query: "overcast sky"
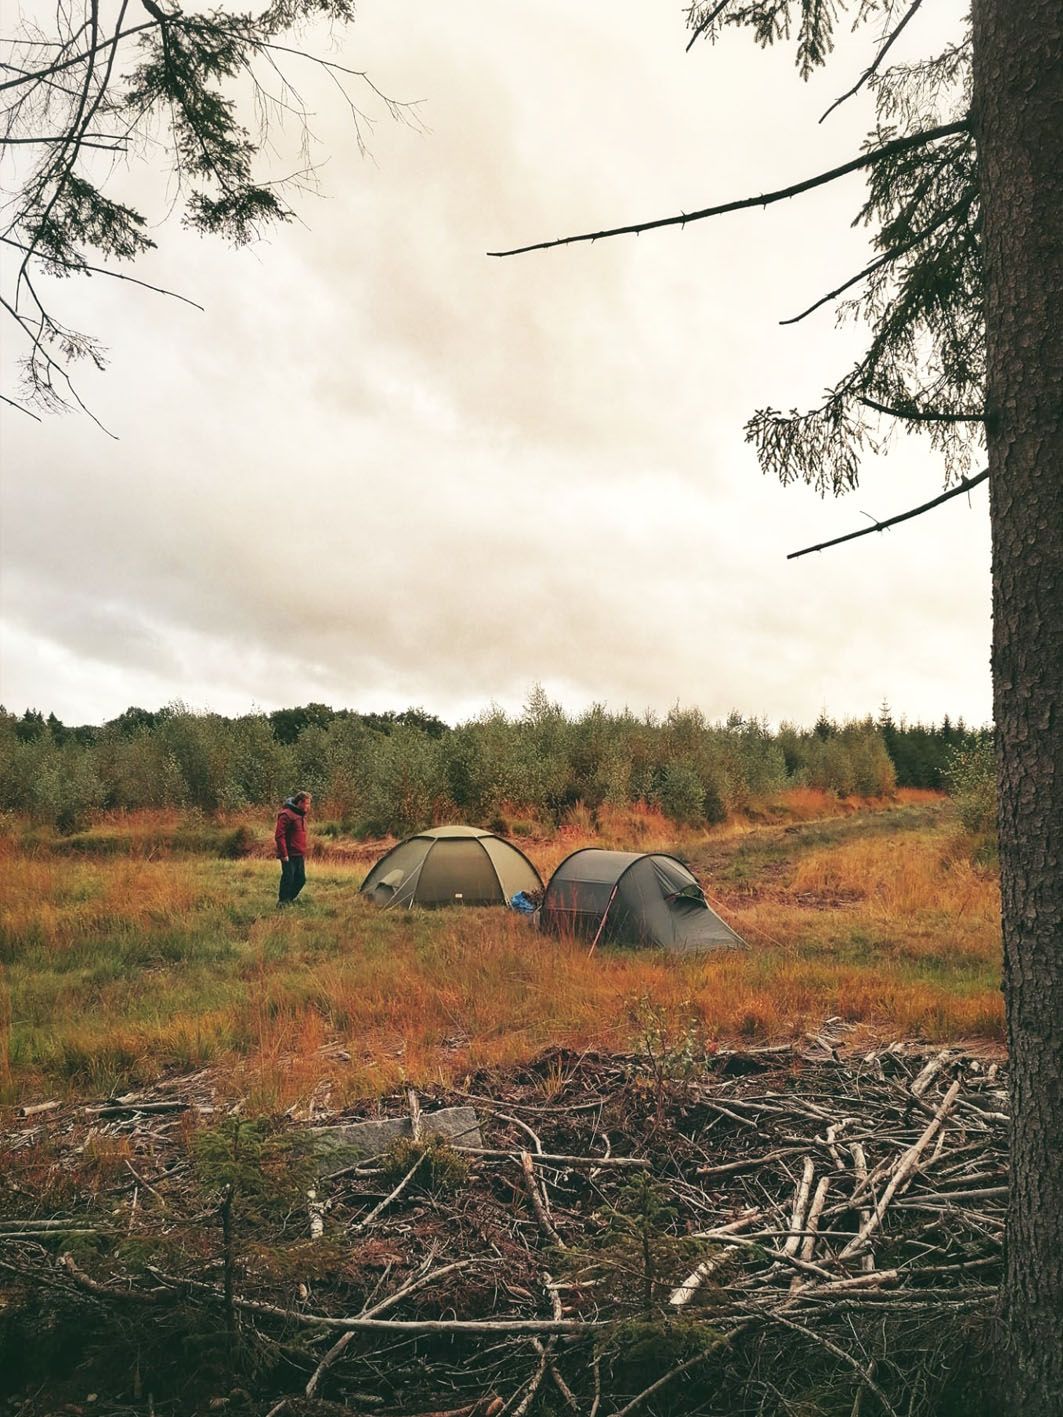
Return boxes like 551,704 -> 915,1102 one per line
0,0 -> 991,728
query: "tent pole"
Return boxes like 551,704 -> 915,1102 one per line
587,881 -> 620,958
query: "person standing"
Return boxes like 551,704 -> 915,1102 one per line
275,790 -> 311,906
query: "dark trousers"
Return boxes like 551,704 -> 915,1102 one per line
279,855 -> 306,903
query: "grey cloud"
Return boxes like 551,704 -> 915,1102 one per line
0,0 -> 991,728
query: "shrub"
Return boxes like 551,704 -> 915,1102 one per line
358,725 -> 446,836
379,1136 -> 470,1195
658,759 -> 705,826
946,738 -> 997,854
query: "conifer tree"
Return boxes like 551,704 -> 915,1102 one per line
0,0 -> 416,422
495,1 -> 1062,1408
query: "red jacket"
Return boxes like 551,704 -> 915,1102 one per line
275,800 -> 308,859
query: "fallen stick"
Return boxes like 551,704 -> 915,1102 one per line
687,1232 -> 837,1281
403,1399 -> 502,1417
792,1174 -> 831,1292
685,1209 -> 763,1240
353,1150 -> 425,1232
589,1351 -> 601,1417
782,1158 -> 816,1258
699,1099 -> 758,1129
124,1159 -> 166,1206
892,1186 -> 1007,1205
454,1091 -> 608,1115
0,1229 -> 97,1241
911,1050 -> 951,1098
839,1080 -> 962,1262
520,1151 -> 565,1249
800,1176 -> 831,1261
497,1112 -> 546,1153
669,1245 -> 741,1308
87,1100 -> 189,1117
0,1219 -> 85,1230
60,1253 -> 164,1304
610,1326 -> 748,1417
510,1342 -> 551,1417
149,1271 -> 606,1333
849,1142 -> 875,1273
306,1257 -> 485,1398
825,1120 -> 852,1171
531,1340 -> 580,1414
805,1268 -> 900,1293
531,1274 -> 580,1415
696,1148 -> 804,1178
460,1147 -> 650,1169
790,1296 -> 992,1313
17,1101 -> 59,1118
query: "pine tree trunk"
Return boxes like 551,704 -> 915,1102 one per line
971,2 -> 1063,1412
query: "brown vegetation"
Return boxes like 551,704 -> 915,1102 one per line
0,794 -> 1001,1112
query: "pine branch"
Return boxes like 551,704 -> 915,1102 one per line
820,0 -> 927,123
859,397 -> 984,422
488,121 -> 969,257
780,200 -> 966,325
685,0 -> 731,54
787,468 -> 988,560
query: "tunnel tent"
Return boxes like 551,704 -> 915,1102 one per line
540,848 -> 746,954
360,825 -> 543,908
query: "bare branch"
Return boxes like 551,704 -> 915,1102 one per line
820,0 -> 927,123
1,134 -> 127,148
859,396 -> 984,422
488,121 -> 969,257
305,1256 -> 487,1399
150,1268 -> 604,1333
0,19 -> 157,93
2,236 -> 204,309
1,391 -> 42,420
787,468 -> 989,560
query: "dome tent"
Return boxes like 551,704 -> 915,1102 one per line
540,848 -> 745,954
360,825 -> 543,909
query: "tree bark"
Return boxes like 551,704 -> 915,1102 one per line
971,2 -> 1063,1412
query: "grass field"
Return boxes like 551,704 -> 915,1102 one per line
0,792 -> 1002,1109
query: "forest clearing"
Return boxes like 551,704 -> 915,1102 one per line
0,790 -> 1006,1416
1,792 -> 1001,1111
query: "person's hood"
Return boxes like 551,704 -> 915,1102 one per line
282,797 -> 306,815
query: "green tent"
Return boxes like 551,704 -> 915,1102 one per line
360,825 -> 543,908
540,848 -> 745,953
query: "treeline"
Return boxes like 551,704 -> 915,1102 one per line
0,691 -> 988,835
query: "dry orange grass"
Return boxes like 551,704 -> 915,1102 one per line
0,855 -> 213,950
787,833 -> 999,924
0,800 -> 1002,1110
507,791 -> 942,876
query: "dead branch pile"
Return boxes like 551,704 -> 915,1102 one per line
0,1030 -> 1006,1417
